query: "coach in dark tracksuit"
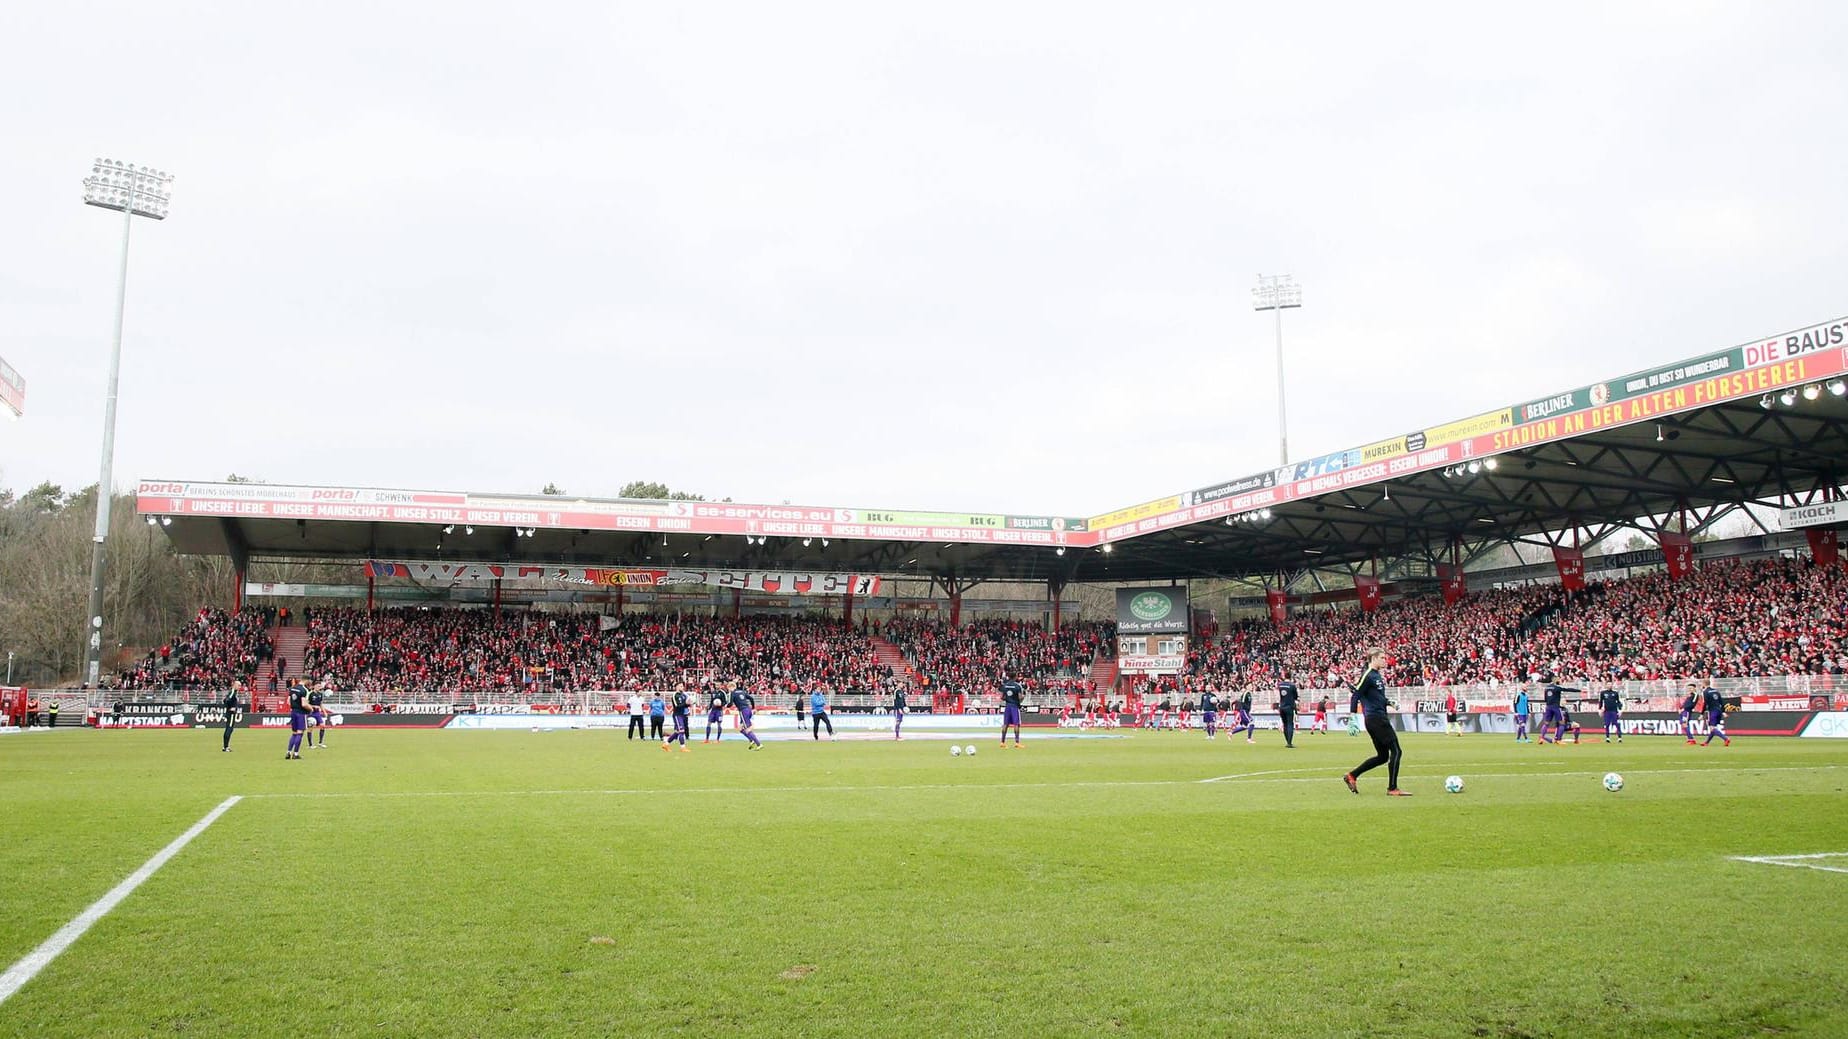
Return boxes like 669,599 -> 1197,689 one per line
1343,648 -> 1408,795
1277,680 -> 1299,748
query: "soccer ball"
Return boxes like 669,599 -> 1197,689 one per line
950,745 -> 962,757
1444,775 -> 1464,794
1603,772 -> 1624,792
964,745 -> 977,756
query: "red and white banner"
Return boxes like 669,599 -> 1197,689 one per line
1266,589 -> 1288,625
1738,694 -> 1816,712
1355,575 -> 1382,613
1553,547 -> 1587,591
1659,531 -> 1695,580
1438,564 -> 1467,605
364,560 -> 880,596
1807,528 -> 1840,568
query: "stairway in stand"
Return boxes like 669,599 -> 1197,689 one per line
253,624 -> 310,706
1087,653 -> 1120,698
868,636 -> 919,686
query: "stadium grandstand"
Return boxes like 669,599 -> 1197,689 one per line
71,315 -> 1845,729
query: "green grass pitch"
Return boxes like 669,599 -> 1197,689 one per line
2,727 -> 1845,1038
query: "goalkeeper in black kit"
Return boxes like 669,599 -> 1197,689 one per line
1342,648 -> 1409,796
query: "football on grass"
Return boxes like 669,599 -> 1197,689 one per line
1444,775 -> 1464,794
1603,772 -> 1624,792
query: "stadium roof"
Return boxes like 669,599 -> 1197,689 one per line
143,316 -> 1848,587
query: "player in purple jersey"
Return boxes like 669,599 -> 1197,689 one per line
1199,691 -> 1219,740
1700,684 -> 1731,746
1224,691 -> 1256,744
1677,683 -> 1699,745
729,685 -> 762,750
661,687 -> 692,753
703,687 -> 726,743
1597,688 -> 1623,743
999,678 -> 1024,747
1537,675 -> 1579,745
284,683 -> 309,760
309,678 -> 333,749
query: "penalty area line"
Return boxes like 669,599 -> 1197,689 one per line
0,796 -> 242,1007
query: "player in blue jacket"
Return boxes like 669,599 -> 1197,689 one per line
810,687 -> 834,741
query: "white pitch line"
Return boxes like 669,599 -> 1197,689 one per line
1731,853 -> 1848,875
1207,761 -> 1844,785
245,779 -> 1184,800
1208,756 -> 1845,784
243,762 -> 1841,801
1198,769 -> 1301,784
0,796 -> 241,1007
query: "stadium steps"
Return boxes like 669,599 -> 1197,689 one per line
254,625 -> 310,692
867,636 -> 920,685
1087,654 -> 1120,696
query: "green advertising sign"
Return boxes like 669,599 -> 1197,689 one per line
1516,347 -> 1744,425
1116,587 -> 1187,634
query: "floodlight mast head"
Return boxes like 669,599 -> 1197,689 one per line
82,159 -> 173,220
1251,274 -> 1302,312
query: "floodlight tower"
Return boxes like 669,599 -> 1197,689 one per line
79,158 -> 174,689
1251,274 -> 1302,466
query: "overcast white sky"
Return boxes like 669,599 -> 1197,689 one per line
2,2 -> 1844,516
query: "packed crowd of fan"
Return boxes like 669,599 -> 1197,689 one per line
1180,556 -> 1846,692
1516,558 -> 1846,682
287,608 -> 903,697
115,607 -> 273,691
884,618 -> 1113,698
113,555 -> 1844,697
